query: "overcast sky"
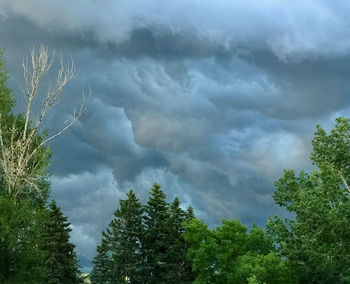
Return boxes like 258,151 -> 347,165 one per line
1,0 -> 350,270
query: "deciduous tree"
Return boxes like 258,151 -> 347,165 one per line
0,46 -> 84,202
184,219 -> 292,283
267,117 -> 350,283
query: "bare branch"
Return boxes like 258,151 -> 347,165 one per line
0,46 -> 86,201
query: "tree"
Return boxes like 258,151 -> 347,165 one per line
44,200 -> 82,284
311,117 -> 350,193
0,49 -> 50,283
97,190 -> 144,283
141,183 -> 170,283
164,198 -> 195,283
0,45 -> 84,202
0,196 -> 48,283
90,238 -> 112,284
91,185 -> 196,283
0,49 -> 14,120
267,117 -> 350,283
184,219 -> 292,284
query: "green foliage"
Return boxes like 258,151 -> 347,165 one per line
184,218 -> 292,284
92,185 -> 195,283
0,195 -> 48,283
0,49 -> 80,283
142,183 -> 170,283
90,239 -> 112,284
0,48 -> 14,119
247,275 -> 263,284
0,49 -> 52,283
311,117 -> 350,177
104,189 -> 144,283
234,253 -> 293,284
44,200 -> 82,284
267,117 -> 350,283
163,197 -> 195,283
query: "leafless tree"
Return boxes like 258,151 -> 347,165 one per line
0,45 -> 85,200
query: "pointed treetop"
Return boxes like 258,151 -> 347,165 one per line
186,206 -> 195,220
149,183 -> 166,200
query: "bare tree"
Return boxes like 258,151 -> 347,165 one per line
0,45 -> 85,201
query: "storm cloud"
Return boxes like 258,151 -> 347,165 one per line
1,0 -> 350,270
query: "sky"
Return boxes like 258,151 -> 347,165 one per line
1,0 -> 350,271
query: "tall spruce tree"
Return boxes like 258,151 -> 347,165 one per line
103,189 -> 144,283
92,185 -> 196,283
90,237 -> 112,284
165,198 -> 195,283
44,200 -> 82,284
142,183 -> 170,283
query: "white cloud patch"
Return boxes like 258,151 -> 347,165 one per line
250,132 -> 309,179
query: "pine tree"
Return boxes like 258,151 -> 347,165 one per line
165,198 -> 195,283
92,185 -> 196,283
103,190 -> 144,283
90,237 -> 112,284
141,183 -> 170,283
185,206 -> 195,221
44,200 -> 82,284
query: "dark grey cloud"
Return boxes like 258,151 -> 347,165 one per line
1,1 -> 350,269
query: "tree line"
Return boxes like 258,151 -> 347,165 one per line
90,117 -> 350,284
90,184 -> 195,283
1,47 -> 350,283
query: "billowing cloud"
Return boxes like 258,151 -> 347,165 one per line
2,0 -> 350,60
1,1 -> 350,269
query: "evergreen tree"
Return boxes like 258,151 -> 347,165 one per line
141,183 -> 170,283
90,237 -> 112,284
165,198 -> 195,283
102,189 -> 144,283
185,206 -> 195,221
44,200 -> 82,284
92,186 -> 196,283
